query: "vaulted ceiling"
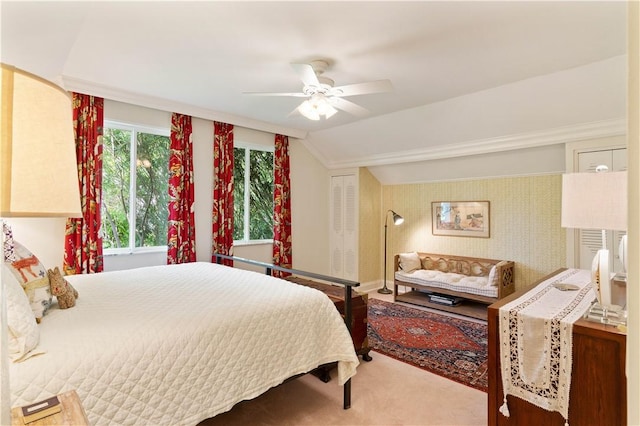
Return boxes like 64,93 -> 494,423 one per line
1,1 -> 628,181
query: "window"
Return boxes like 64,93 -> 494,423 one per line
233,145 -> 274,242
102,122 -> 170,252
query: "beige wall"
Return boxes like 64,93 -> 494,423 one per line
358,168 -> 382,285
381,174 -> 565,291
289,137 -> 331,274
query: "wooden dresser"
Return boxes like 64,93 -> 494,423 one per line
487,270 -> 627,426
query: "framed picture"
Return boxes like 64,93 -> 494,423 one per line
432,201 -> 490,238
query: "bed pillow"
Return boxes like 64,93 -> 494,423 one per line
399,252 -> 422,273
4,240 -> 51,322
4,264 -> 40,362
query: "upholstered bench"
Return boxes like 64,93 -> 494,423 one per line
393,252 -> 514,320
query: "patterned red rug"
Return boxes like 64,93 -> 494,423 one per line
367,298 -> 488,392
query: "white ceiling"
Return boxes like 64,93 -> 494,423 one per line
0,1 -> 628,179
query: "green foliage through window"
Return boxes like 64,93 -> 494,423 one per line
102,124 -> 170,251
233,146 -> 274,241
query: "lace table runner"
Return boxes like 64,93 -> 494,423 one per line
498,269 -> 594,426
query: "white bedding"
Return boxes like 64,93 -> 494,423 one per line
10,262 -> 359,425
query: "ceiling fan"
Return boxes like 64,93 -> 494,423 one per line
244,60 -> 392,121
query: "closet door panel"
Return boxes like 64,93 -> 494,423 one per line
330,176 -> 344,277
343,174 -> 357,281
329,174 -> 358,281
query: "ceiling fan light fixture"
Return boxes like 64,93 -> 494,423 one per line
298,99 -> 320,120
245,60 -> 391,121
316,97 -> 337,118
298,94 -> 337,121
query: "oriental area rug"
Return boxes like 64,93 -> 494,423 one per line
367,298 -> 488,392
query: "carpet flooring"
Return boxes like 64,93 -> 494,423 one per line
367,298 -> 489,392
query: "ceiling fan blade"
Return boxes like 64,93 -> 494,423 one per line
291,63 -> 320,87
243,91 -> 307,97
330,79 -> 393,97
329,97 -> 370,117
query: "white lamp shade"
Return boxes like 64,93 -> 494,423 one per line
1,64 -> 81,217
561,171 -> 627,231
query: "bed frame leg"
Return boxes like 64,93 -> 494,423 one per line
343,378 -> 351,409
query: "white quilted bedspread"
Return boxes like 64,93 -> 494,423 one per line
10,262 -> 359,425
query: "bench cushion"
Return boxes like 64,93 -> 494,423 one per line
395,269 -> 498,298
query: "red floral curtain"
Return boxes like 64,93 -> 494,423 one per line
63,93 -> 104,275
272,134 -> 292,278
212,121 -> 234,266
167,113 -> 196,264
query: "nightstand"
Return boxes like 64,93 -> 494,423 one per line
11,390 -> 89,426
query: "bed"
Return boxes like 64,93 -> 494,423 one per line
8,261 -> 359,425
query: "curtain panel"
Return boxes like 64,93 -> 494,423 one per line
272,134 -> 292,277
212,121 -> 234,266
63,93 -> 104,275
167,113 -> 196,264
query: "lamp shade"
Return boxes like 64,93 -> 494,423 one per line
1,64 -> 81,217
391,210 -> 404,225
561,171 -> 627,231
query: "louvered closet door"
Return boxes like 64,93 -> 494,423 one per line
576,148 -> 627,272
330,174 -> 358,281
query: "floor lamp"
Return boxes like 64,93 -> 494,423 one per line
379,209 -> 404,294
1,63 -> 82,423
561,167 -> 627,310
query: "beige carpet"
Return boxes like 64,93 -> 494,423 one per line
199,294 -> 487,426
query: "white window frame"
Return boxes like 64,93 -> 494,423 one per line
102,120 -> 170,255
233,142 -> 274,246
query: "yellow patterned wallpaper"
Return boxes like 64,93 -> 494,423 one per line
358,168 -> 382,284
381,174 -> 566,291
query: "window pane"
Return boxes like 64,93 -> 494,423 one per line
249,150 -> 273,240
233,148 -> 245,240
135,132 -> 170,247
102,128 -> 131,249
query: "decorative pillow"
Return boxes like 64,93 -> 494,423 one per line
488,261 -> 509,287
3,264 -> 40,362
399,252 -> 421,272
4,240 -> 51,322
2,221 -> 16,262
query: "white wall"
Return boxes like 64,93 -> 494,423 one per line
3,218 -> 68,270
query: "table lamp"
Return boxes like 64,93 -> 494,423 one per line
561,167 -> 627,309
1,63 -> 82,424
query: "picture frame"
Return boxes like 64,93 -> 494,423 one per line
432,201 -> 490,238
